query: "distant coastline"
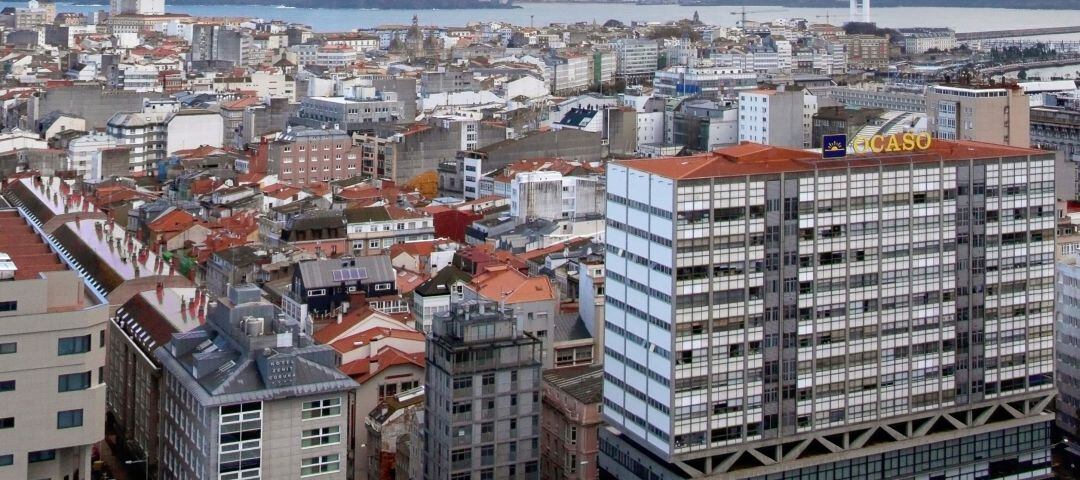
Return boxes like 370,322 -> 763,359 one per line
516,0 -> 1080,10
676,0 -> 1080,9
166,0 -> 517,8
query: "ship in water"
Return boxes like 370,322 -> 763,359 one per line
171,0 -> 514,8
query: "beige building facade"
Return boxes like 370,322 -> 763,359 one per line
0,207 -> 108,480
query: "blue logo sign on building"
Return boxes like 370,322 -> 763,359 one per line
822,134 -> 847,159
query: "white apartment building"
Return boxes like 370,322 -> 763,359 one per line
0,207 -> 108,480
613,38 -> 660,80
107,102 -> 224,173
600,140 -> 1057,478
67,132 -> 118,179
547,54 -> 592,94
738,87 -> 808,148
510,170 -> 605,224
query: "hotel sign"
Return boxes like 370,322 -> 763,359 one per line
852,132 -> 933,154
821,132 -> 934,158
822,134 -> 847,159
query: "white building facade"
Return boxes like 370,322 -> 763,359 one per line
600,141 -> 1056,478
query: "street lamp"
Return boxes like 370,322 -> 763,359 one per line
125,458 -> 149,480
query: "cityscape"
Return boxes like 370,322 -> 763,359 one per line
1,0 -> 1080,479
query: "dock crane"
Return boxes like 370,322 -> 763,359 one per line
730,7 -> 784,27
814,10 -> 835,25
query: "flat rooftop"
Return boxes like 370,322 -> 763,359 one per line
616,140 -> 1044,181
0,209 -> 66,280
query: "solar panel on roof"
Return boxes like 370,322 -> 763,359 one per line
332,268 -> 368,282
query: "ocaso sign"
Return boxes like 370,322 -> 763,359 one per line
852,132 -> 933,154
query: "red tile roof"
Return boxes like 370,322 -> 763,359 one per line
617,140 -> 1045,181
147,209 -> 196,234
340,346 -> 424,384
0,210 -> 65,280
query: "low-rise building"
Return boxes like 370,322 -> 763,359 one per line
344,206 -> 435,256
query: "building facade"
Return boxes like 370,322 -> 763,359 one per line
1059,257 -> 1080,444
540,366 -> 602,480
0,207 -> 108,480
424,301 -> 543,480
600,140 -> 1056,478
613,39 -> 659,81
154,285 -> 357,480
926,84 -> 1030,147
738,87 -> 807,148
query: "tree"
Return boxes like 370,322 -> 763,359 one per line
406,171 -> 439,198
1017,68 -> 1028,80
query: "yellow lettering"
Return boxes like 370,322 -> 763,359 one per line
903,133 -> 916,150
870,136 -> 885,153
852,137 -> 866,153
916,132 -> 932,149
886,135 -> 901,152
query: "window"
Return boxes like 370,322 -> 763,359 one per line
58,372 -> 91,392
0,381 -> 13,392
0,454 -> 11,467
302,397 -> 341,419
306,289 -> 326,297
58,335 -> 91,355
301,454 -> 340,477
28,450 -> 55,463
301,426 -> 341,448
0,301 -> 16,312
369,240 -> 379,248
374,283 -> 390,291
0,343 -> 15,354
0,417 -> 12,429
57,409 -> 83,429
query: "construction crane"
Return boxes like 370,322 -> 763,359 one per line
814,10 -> 835,26
730,7 -> 784,27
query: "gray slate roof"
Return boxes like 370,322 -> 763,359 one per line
297,255 -> 396,289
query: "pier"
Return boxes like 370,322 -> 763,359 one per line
957,26 -> 1080,41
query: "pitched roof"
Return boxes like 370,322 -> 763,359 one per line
297,255 -> 396,290
543,364 -> 603,405
413,265 -> 472,297
340,346 -> 424,384
148,208 -> 197,233
471,266 -> 554,304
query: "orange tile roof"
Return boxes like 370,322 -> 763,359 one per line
312,306 -> 410,345
147,209 -> 196,233
389,240 -> 439,258
616,139 -> 1045,181
394,268 -> 429,294
340,346 -> 424,384
0,210 -> 66,280
328,326 -> 425,354
470,265 -> 554,304
516,237 -> 592,263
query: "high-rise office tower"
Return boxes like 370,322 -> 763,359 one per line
0,206 -> 108,480
600,140 -> 1056,478
424,301 -> 543,480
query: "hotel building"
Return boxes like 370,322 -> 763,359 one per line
600,140 -> 1057,478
